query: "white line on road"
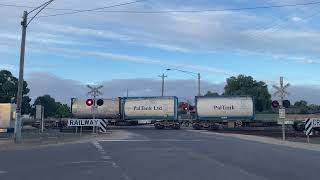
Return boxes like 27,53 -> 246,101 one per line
0,171 -> 8,174
98,139 -> 201,142
70,161 -> 114,164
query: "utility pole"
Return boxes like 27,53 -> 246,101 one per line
126,88 -> 129,97
14,11 -> 28,143
13,0 -> 55,144
159,73 -> 167,96
197,73 -> 201,96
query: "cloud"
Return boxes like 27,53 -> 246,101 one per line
0,64 -> 14,70
291,16 -> 302,22
26,46 -> 236,76
26,72 -> 225,104
27,72 -> 320,105
283,85 -> 320,105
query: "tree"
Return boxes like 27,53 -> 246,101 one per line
294,100 -> 309,114
55,102 -> 71,118
204,91 -> 220,97
294,100 -> 308,107
0,70 -> 31,114
33,95 -> 58,118
223,74 -> 271,112
33,95 -> 71,118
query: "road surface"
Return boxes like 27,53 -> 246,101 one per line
1,127 -> 320,180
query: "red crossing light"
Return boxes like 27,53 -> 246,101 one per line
86,99 -> 94,106
271,100 -> 279,108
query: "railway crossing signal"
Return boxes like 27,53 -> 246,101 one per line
86,99 -> 94,106
96,99 -> 104,106
282,100 -> 291,108
271,100 -> 279,108
86,99 -> 104,107
86,85 -> 104,133
272,77 -> 290,141
271,100 -> 290,108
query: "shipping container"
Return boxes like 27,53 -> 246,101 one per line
196,96 -> 255,121
71,98 -> 121,119
0,103 -> 16,130
122,96 -> 178,120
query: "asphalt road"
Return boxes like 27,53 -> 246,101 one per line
1,127 -> 320,180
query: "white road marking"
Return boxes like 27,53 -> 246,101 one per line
69,161 -> 113,164
98,139 -> 201,142
99,139 -> 151,142
0,171 -> 8,174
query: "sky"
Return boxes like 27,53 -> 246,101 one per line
1,0 -> 320,104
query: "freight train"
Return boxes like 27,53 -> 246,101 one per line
71,96 -> 258,130
71,96 -> 180,129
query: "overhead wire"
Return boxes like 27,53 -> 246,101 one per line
37,0 -> 148,18
1,1 -> 320,15
248,5 -> 320,42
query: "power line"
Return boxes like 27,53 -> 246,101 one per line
247,4 -> 320,41
37,0 -> 147,18
1,1 -> 320,15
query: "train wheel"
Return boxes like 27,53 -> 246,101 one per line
192,124 -> 202,130
172,124 -> 181,130
154,124 -> 164,129
185,122 -> 190,127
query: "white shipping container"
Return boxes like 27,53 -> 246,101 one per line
0,103 -> 16,129
196,97 -> 254,119
72,98 -> 120,119
124,97 -> 177,119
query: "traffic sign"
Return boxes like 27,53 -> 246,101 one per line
279,108 -> 286,119
68,119 -> 100,127
312,119 -> 320,127
305,118 -> 313,136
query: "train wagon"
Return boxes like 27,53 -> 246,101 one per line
193,96 -> 255,129
71,98 -> 121,119
122,96 -> 180,129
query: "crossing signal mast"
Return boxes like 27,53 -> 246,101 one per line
86,85 -> 104,133
272,77 -> 290,141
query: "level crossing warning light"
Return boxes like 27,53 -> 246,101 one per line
97,99 -> 104,106
86,99 -> 94,106
282,100 -> 291,108
271,100 -> 279,108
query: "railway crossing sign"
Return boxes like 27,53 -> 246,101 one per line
67,119 -> 108,133
68,119 -> 101,127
